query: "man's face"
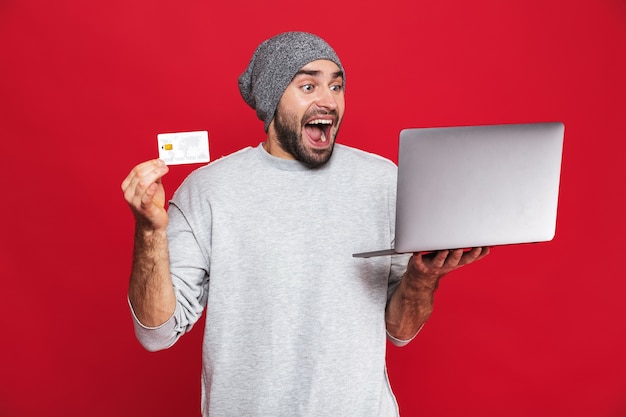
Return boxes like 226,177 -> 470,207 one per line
267,59 -> 345,168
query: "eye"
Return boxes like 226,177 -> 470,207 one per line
330,84 -> 343,92
301,84 -> 314,92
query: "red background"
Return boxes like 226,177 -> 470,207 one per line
1,0 -> 625,416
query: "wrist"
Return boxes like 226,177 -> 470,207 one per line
134,223 -> 168,239
401,270 -> 442,297
133,225 -> 169,254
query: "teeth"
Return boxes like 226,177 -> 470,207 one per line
309,119 -> 332,125
307,119 -> 331,143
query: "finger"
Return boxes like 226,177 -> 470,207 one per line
472,246 -> 490,260
410,252 -> 435,274
125,159 -> 167,189
432,250 -> 450,268
121,159 -> 163,192
475,246 -> 491,260
443,248 -> 465,267
140,182 -> 159,208
458,247 -> 489,266
133,160 -> 168,192
123,160 -> 168,204
410,252 -> 424,268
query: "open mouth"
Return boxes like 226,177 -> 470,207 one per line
304,118 -> 333,145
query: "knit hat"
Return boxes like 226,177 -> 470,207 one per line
238,31 -> 345,132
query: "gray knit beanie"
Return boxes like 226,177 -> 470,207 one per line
238,31 -> 345,132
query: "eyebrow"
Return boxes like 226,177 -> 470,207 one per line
294,69 -> 344,80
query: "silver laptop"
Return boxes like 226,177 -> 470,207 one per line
353,121 -> 565,258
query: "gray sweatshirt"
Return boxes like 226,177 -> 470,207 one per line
131,143 -> 411,416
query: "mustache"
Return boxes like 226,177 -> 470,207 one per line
304,108 -> 339,119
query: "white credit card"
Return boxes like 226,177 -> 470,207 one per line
157,131 -> 210,165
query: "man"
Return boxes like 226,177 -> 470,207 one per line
122,31 -> 489,416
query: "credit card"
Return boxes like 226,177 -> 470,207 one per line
157,131 -> 210,165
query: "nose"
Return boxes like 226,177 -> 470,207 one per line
315,87 -> 339,111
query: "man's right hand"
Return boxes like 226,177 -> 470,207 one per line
122,159 -> 176,328
121,159 -> 170,231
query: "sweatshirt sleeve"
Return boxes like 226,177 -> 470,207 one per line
128,182 -> 211,351
128,298 -> 182,351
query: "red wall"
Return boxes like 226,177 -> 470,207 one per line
1,1 -> 625,416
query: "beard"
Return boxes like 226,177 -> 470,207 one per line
273,108 -> 340,168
